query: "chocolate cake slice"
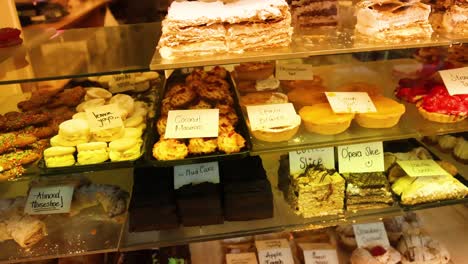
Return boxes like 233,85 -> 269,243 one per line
291,0 -> 339,28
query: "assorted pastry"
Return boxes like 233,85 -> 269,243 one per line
424,134 -> 468,164
424,0 -> 468,35
152,67 -> 247,161
0,180 -> 128,249
43,88 -> 150,167
384,146 -> 468,205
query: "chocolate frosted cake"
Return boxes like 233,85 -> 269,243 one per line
176,182 -> 223,226
220,156 -> 273,221
342,172 -> 394,211
291,0 -> 339,28
129,167 -> 179,232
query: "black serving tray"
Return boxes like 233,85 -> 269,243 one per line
146,69 -> 252,167
384,138 -> 468,210
38,80 -> 161,176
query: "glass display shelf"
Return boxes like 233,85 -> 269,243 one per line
0,23 -> 160,85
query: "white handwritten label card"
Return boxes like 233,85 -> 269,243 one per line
85,104 -> 124,132
338,142 -> 384,173
397,159 -> 450,177
25,185 -> 74,215
226,252 -> 259,264
109,73 -> 135,93
255,239 -> 294,264
289,147 -> 335,175
353,222 -> 390,248
165,109 -> 219,139
174,161 -> 220,189
439,67 -> 468,95
325,92 -> 377,113
247,103 -> 297,131
301,244 -> 339,264
276,63 -> 315,80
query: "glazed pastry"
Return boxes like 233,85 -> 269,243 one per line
152,138 -> 189,160
234,62 -> 275,81
397,234 -> 450,264
417,86 -> 467,123
0,133 -> 37,154
355,96 -> 406,128
20,126 -> 55,139
57,119 -> 90,146
4,214 -> 47,248
188,138 -> 218,154
77,142 -> 109,165
217,132 -> 246,154
43,146 -> 76,167
437,135 -> 459,152
287,86 -> 327,109
453,138 -> 468,164
109,138 -> 142,161
299,104 -> 355,135
0,149 -> 42,171
350,246 -> 401,264
47,86 -> 86,108
0,166 -> 26,181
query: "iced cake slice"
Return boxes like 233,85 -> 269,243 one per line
343,172 -> 394,211
291,0 -> 339,28
355,0 -> 433,41
287,165 -> 345,218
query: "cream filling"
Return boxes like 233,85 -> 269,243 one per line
45,154 -> 75,167
109,142 -> 141,161
77,149 -> 109,165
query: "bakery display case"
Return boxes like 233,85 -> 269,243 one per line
1,0 -> 468,263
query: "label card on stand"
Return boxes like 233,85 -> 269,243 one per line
226,252 -> 259,264
247,103 -> 297,131
165,109 -> 219,139
289,147 -> 335,175
353,222 -> 390,248
301,244 -> 339,264
255,239 -> 295,264
276,63 -> 314,80
439,67 -> 468,95
109,73 -> 136,93
25,185 -> 74,215
338,142 -> 384,173
86,104 -> 124,132
397,159 -> 450,177
325,92 -> 377,113
174,162 -> 220,189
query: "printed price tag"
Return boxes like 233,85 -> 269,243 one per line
338,142 -> 384,173
301,244 -> 339,264
276,63 -> 315,80
439,67 -> 468,95
256,239 -> 294,264
25,185 -> 74,215
353,222 -> 390,248
86,104 -> 124,132
325,92 -> 377,113
226,252 -> 259,264
247,103 -> 297,131
109,73 -> 135,93
174,161 -> 220,189
397,159 -> 450,177
289,147 -> 335,175
165,109 -> 219,139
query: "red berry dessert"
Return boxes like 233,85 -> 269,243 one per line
417,85 -> 468,123
0,28 -> 23,48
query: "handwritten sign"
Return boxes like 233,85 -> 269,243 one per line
325,92 -> 377,113
247,103 -> 297,131
174,162 -> 220,189
255,239 -> 294,264
397,159 -> 450,177
301,244 -> 339,264
25,185 -> 74,215
439,67 -> 468,95
353,222 -> 390,248
109,73 -> 135,93
165,109 -> 219,139
276,63 -> 314,80
289,147 -> 335,175
226,253 -> 259,264
338,142 -> 384,173
85,104 -> 124,132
